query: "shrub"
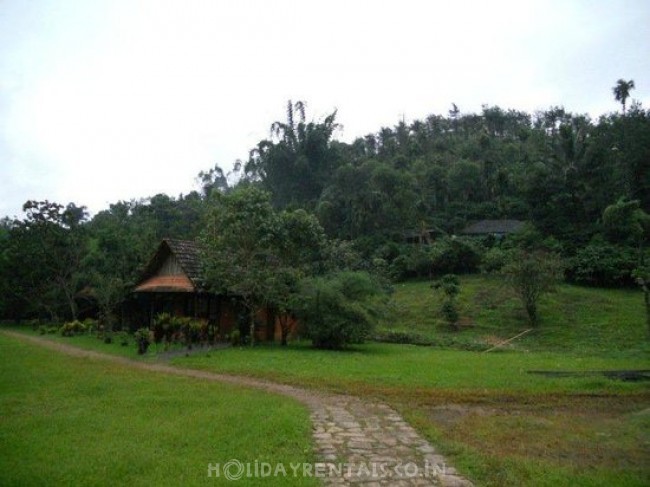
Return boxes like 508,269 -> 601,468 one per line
134,328 -> 151,355
432,274 -> 461,330
567,239 -> 639,287
153,313 -> 183,348
230,329 -> 241,346
294,271 -> 385,349
115,331 -> 130,347
480,247 -> 513,273
60,320 -> 87,337
430,237 -> 483,275
152,312 -> 169,345
82,318 -> 98,334
27,319 -> 40,331
388,247 -> 435,281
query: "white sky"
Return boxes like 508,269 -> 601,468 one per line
1,0 -> 649,218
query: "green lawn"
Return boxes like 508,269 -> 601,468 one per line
0,334 -> 318,486
3,276 -> 649,486
175,342 -> 647,397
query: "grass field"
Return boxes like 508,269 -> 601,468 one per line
3,276 -> 649,486
0,334 -> 318,486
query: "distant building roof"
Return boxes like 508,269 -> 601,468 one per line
134,239 -> 204,293
461,219 -> 526,236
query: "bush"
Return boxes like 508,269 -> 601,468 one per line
153,313 -> 183,349
432,274 -> 461,330
567,239 -> 640,287
480,247 -> 513,273
60,320 -> 87,337
230,329 -> 241,346
82,318 -> 98,334
430,237 -> 483,275
115,331 -> 130,347
294,271 -> 385,349
134,328 -> 151,355
27,319 -> 40,331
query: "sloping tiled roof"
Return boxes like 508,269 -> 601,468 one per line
165,239 -> 203,285
134,239 -> 204,292
461,219 -> 526,235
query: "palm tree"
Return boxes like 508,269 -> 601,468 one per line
612,79 -> 635,115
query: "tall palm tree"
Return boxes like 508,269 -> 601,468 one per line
612,79 -> 635,115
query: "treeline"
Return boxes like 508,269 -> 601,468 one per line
242,100 -> 649,247
1,86 -> 649,324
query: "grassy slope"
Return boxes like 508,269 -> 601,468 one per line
388,275 -> 649,355
0,334 -> 318,487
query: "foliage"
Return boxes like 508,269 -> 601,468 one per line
432,274 -> 461,329
2,90 -> 650,331
480,246 -> 513,273
567,238 -> 639,286
230,329 -> 241,346
602,197 -> 650,246
430,237 -> 483,275
612,78 -> 635,115
502,251 -> 564,326
202,187 -> 326,345
244,100 -> 341,208
294,271 -> 385,349
134,328 -> 151,354
38,325 -> 59,335
83,318 -> 98,334
1,201 -> 88,321
632,264 -> 650,337
60,320 -> 87,337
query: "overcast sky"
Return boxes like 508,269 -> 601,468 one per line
1,0 -> 649,219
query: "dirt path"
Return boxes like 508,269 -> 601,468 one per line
3,331 -> 473,486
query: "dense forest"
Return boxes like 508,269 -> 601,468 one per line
1,80 -> 649,328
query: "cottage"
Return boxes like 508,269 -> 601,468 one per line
460,219 -> 526,238
133,239 -> 295,342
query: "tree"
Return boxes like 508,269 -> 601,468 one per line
503,251 -> 564,326
613,79 -> 635,115
201,188 -> 279,345
267,209 -> 327,345
197,163 -> 230,197
244,100 -> 341,208
4,200 -> 89,321
602,198 -> 650,265
201,188 -> 325,345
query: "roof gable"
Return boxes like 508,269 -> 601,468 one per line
461,219 -> 526,235
134,239 -> 203,292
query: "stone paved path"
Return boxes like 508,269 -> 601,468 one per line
3,332 -> 473,486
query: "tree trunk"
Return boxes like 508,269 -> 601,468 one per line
643,282 -> 650,337
526,301 -> 538,326
279,315 -> 289,346
249,308 -> 255,347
